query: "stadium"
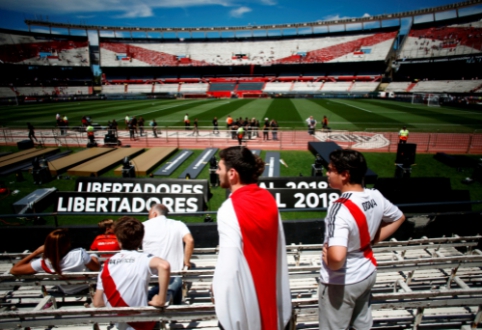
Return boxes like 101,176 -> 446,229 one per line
1,0 -> 482,328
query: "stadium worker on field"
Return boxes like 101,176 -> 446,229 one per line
306,115 -> 317,135
143,204 -> 194,305
399,125 -> 409,144
94,217 -> 170,330
319,149 -> 405,330
213,146 -> 292,330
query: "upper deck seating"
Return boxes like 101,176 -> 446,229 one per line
99,30 -> 397,67
0,31 -> 90,66
399,20 -> 482,60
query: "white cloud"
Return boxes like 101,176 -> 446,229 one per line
0,0 -> 235,16
322,14 -> 351,21
230,6 -> 251,18
362,13 -> 371,17
260,0 -> 276,5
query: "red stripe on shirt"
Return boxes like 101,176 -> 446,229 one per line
336,198 -> 377,266
231,184 -> 280,330
101,259 -> 156,330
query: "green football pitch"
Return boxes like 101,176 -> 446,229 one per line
2,98 -> 482,133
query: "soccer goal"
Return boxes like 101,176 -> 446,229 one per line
411,93 -> 441,107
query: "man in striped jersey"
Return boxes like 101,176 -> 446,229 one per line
213,146 -> 292,330
320,149 -> 405,330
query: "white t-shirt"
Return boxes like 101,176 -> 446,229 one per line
320,189 -> 403,285
142,216 -> 190,272
31,248 -> 94,294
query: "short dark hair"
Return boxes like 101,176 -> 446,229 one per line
219,146 -> 264,184
114,216 -> 144,250
329,149 -> 367,185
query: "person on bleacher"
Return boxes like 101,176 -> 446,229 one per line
10,228 -> 100,294
213,146 -> 292,330
319,149 -> 406,330
90,219 -> 120,258
93,217 -> 170,328
143,204 -> 194,305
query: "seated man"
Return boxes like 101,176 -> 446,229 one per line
143,204 -> 194,305
93,216 -> 170,330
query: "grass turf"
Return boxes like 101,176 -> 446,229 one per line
1,98 -> 482,133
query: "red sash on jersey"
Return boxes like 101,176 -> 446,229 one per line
40,259 -> 55,274
335,197 -> 377,266
101,260 -> 156,330
231,184 -> 280,330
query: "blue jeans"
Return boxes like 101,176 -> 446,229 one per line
148,276 -> 183,305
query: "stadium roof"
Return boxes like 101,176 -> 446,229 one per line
24,0 -> 482,35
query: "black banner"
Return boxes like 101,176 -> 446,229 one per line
56,192 -> 204,213
259,176 -> 330,189
267,188 -> 341,209
75,177 -> 211,204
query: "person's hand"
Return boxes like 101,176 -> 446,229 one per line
184,261 -> 191,270
148,294 -> 166,308
322,243 -> 328,265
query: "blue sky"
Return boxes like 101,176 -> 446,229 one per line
0,0 -> 481,34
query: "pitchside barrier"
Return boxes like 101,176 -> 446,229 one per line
1,236 -> 481,329
1,127 -> 482,153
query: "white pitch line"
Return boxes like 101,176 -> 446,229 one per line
330,100 -> 372,113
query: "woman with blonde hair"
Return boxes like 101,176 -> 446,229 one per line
10,229 -> 100,294
90,219 -> 120,257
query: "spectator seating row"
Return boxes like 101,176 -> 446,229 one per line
99,30 -> 397,67
386,79 -> 482,93
0,87 -> 16,98
1,235 -> 481,329
399,20 -> 482,60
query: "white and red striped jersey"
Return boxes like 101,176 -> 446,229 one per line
320,189 -> 403,285
213,184 -> 291,330
96,250 -> 156,330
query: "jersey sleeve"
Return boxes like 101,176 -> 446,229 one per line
376,190 -> 403,223
30,258 -> 43,273
80,248 -> 92,265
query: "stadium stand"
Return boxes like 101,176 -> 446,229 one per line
291,82 -> 323,93
179,83 -> 209,94
399,19 -> 482,60
0,87 -> 16,98
321,81 -> 353,92
126,84 -> 154,94
154,83 -> 180,93
384,81 -> 412,92
0,29 -> 90,67
99,29 -> 397,67
263,81 -> 293,93
101,85 -> 126,94
349,81 -> 380,93
410,79 -> 482,93
0,235 -> 480,329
